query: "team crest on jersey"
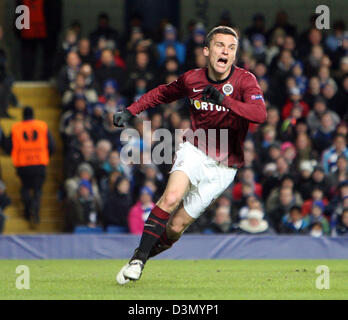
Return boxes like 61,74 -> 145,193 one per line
222,83 -> 233,96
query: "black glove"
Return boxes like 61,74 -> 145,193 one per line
202,85 -> 225,105
113,109 -> 134,127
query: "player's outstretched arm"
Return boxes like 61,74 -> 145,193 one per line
124,74 -> 188,117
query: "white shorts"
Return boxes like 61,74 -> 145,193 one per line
169,142 -> 237,219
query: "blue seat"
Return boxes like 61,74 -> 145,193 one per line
106,225 -> 128,234
74,226 -> 103,234
202,228 -> 215,235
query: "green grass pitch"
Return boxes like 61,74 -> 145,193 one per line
0,260 -> 347,300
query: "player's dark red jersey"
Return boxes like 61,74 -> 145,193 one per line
127,66 -> 267,168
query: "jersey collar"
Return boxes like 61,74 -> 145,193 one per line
205,65 -> 235,84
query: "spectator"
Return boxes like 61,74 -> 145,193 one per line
301,29 -> 324,72
57,51 -> 81,94
265,27 -> 286,66
307,97 -> 340,134
308,165 -> 331,198
128,186 -> 155,235
295,134 -> 318,169
281,141 -> 297,169
101,176 -> 131,229
328,181 -> 348,223
185,23 -> 206,69
237,194 -> 264,222
233,209 -> 272,235
77,38 -> 95,66
257,125 -> 279,163
269,186 -> 301,232
125,27 -> 156,64
327,155 -> 348,193
244,13 -> 267,41
332,74 -> 348,119
157,24 -> 186,66
95,49 -> 125,93
64,162 -> 101,204
267,11 -> 297,40
262,156 -> 293,200
332,31 -> 348,70
102,150 -> 131,179
291,61 -> 307,95
250,34 -> 266,63
325,20 -> 346,53
79,63 -> 98,90
89,13 -> 119,51
303,76 -> 321,108
270,49 -> 295,106
54,28 -> 78,73
322,80 -> 339,111
302,187 -> 328,216
126,51 -> 156,89
312,111 -> 337,154
242,140 -> 263,177
322,134 -> 348,174
307,200 -> 330,235
232,167 -> 262,201
336,121 -> 348,139
280,205 -> 309,234
281,87 -> 310,120
264,142 -> 282,165
335,208 -> 348,236
266,174 -> 302,213
65,179 -> 102,231
204,206 -> 232,234
318,65 -> 334,89
61,73 -> 98,111
64,139 -> 96,178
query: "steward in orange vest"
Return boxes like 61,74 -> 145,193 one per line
11,119 -> 49,167
7,106 -> 55,224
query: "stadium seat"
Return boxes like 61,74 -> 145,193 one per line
202,228 -> 215,234
106,225 -> 128,234
74,226 -> 103,234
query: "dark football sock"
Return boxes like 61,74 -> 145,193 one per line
148,229 -> 179,259
133,205 -> 170,263
159,229 -> 178,247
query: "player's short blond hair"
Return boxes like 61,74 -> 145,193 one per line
205,26 -> 239,47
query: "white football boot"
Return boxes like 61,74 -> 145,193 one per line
116,263 -> 130,285
122,259 -> 144,281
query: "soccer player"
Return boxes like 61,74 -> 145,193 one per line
114,26 -> 266,284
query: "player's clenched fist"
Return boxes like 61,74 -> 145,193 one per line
202,85 -> 225,105
113,109 -> 134,127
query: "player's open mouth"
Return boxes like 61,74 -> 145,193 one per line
217,57 -> 228,67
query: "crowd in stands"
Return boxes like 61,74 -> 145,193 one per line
32,11 -> 348,236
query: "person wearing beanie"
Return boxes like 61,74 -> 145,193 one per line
5,106 -> 55,225
157,24 -> 186,66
